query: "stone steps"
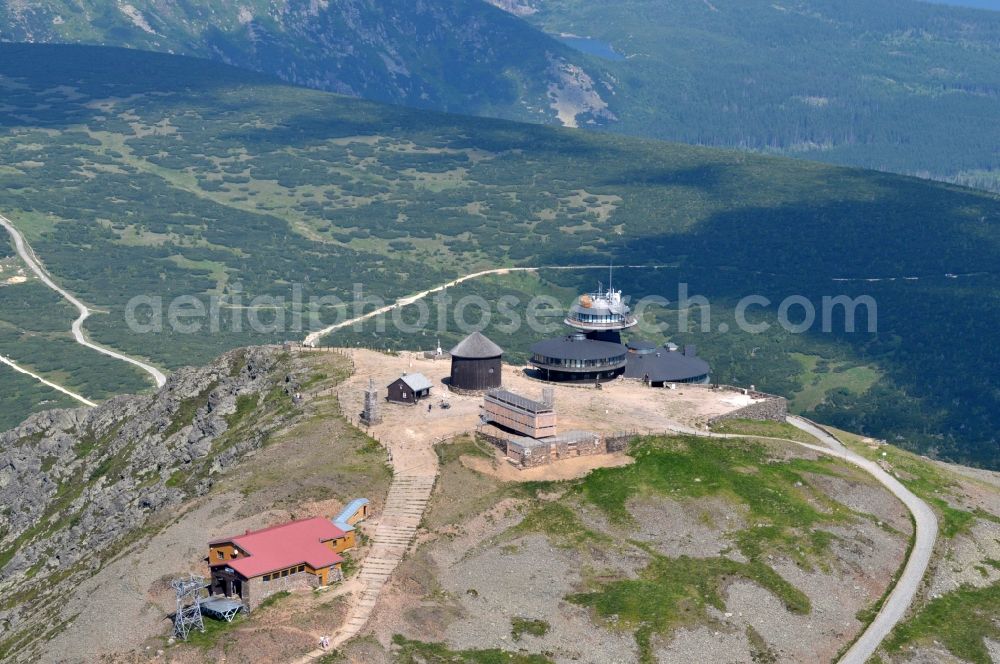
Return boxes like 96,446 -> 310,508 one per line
321,470 -> 437,650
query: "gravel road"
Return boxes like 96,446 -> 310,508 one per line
0,212 -> 166,388
666,417 -> 938,664
785,416 -> 938,664
0,353 -> 96,406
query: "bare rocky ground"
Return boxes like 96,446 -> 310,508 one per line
11,347 -> 1000,664
615,495 -> 746,559
847,437 -> 1000,664
926,518 -> 1000,599
13,350 -> 392,664
348,436 -> 914,664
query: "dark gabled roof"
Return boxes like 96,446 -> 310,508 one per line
485,388 -> 552,414
530,336 -> 627,361
624,348 -> 710,382
450,331 -> 503,358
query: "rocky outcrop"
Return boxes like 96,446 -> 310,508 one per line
0,346 -> 302,659
546,55 -> 617,128
484,0 -> 538,16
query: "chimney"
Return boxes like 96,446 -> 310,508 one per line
542,387 -> 555,408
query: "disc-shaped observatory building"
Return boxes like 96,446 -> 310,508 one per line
529,281 -> 710,385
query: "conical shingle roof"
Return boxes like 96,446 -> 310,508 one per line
450,331 -> 503,358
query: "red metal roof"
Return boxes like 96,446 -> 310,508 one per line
209,517 -> 345,578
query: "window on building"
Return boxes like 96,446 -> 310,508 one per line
281,569 -> 289,577
216,551 -> 224,560
263,574 -> 270,583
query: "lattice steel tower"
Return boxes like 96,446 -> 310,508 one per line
172,574 -> 206,641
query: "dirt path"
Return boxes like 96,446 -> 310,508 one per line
294,473 -> 437,660
293,351 -> 440,662
0,354 -> 96,407
301,264 -> 652,347
0,212 -> 167,388
785,417 -> 938,664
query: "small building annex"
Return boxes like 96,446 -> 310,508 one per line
622,340 -> 710,386
386,372 -> 433,404
208,517 -> 351,610
333,498 -> 370,534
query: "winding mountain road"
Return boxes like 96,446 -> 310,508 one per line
0,213 -> 166,389
785,417 -> 938,664
669,417 -> 938,664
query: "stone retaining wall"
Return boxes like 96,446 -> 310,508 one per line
511,434 -> 606,468
446,384 -> 491,396
707,392 -> 788,425
245,570 -> 325,610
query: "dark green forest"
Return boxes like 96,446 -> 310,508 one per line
526,0 -> 1000,188
3,0 -> 999,190
0,45 -> 997,468
0,364 -> 77,430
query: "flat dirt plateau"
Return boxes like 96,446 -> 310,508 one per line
339,432 -> 916,664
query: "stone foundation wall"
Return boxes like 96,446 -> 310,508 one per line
605,433 -> 635,453
708,395 -> 788,425
447,384 -> 491,396
245,570 -> 322,610
507,434 -> 607,468
476,430 -> 510,453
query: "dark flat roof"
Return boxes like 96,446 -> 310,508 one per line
624,350 -> 710,382
530,337 -> 627,361
627,339 -> 657,353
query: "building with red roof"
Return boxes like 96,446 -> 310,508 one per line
207,517 -> 353,609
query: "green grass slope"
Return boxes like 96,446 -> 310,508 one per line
0,44 -> 997,468
400,433 -> 906,663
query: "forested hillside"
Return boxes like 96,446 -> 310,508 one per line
518,0 -> 1000,189
3,0 -> 999,189
0,44 -> 997,468
0,0 -> 609,126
